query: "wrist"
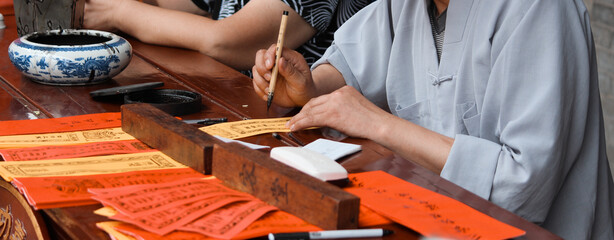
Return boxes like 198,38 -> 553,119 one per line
372,113 -> 396,144
312,64 -> 346,96
109,0 -> 132,31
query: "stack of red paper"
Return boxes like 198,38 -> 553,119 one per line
90,177 -> 283,239
97,210 -> 322,240
10,168 -> 205,209
0,113 -> 200,209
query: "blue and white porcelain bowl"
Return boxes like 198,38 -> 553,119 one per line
8,29 -> 132,85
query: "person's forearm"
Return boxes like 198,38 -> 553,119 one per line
143,0 -> 207,15
373,114 -> 453,174
112,1 -> 211,51
112,0 -> 315,70
111,2 -> 246,68
311,64 -> 347,97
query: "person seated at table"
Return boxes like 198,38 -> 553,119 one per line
83,0 -> 375,71
252,0 -> 614,238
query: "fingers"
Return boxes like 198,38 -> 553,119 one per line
287,87 -> 361,132
278,55 -> 301,85
287,95 -> 331,131
265,44 -> 277,69
253,44 -> 314,107
253,49 -> 272,82
252,65 -> 268,101
252,47 -> 286,101
253,44 -> 279,81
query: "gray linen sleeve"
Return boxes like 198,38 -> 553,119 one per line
441,0 -> 598,224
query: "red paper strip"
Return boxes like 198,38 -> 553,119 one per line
12,168 -> 205,209
0,112 -> 121,136
113,222 -> 215,240
91,177 -> 282,239
112,210 -> 320,240
179,200 -> 278,239
0,140 -> 154,161
358,205 -> 392,227
234,211 -> 321,239
112,196 -> 252,235
345,171 -> 526,240
90,178 -> 251,218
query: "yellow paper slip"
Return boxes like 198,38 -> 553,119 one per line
96,222 -> 137,240
0,152 -> 187,182
199,117 -> 292,139
0,127 -> 134,149
95,206 -> 118,217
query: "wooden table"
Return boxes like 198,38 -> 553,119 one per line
0,8 -> 560,240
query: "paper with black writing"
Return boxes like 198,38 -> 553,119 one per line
12,168 -> 204,209
345,171 -> 526,240
200,118 -> 291,139
0,127 -> 134,149
0,140 -> 153,161
0,152 -> 186,181
89,177 -> 277,237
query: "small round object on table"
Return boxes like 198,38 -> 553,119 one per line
8,29 -> 132,85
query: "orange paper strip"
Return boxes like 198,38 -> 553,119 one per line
110,210 -> 319,240
0,140 -> 154,161
91,177 -> 281,239
12,168 -> 204,209
233,211 -> 321,239
0,112 -> 121,136
358,205 -> 393,227
345,171 -> 526,240
89,178 -> 252,217
179,200 -> 277,239
111,196 -> 252,235
113,221 -> 215,240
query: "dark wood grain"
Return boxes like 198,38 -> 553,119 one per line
213,143 -> 360,230
121,103 -> 222,174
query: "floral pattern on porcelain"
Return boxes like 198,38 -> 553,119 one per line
8,29 -> 132,85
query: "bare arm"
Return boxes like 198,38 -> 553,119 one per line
84,0 -> 316,70
370,110 -> 452,173
142,0 -> 207,15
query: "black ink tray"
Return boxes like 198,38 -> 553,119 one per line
90,82 -> 202,116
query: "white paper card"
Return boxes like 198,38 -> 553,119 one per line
304,138 -> 361,161
214,135 -> 270,150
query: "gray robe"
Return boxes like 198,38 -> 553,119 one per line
313,0 -> 614,238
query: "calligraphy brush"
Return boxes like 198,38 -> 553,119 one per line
267,10 -> 289,111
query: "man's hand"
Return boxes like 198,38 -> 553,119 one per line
252,44 -> 317,107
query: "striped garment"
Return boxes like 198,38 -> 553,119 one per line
192,0 -> 375,66
427,0 -> 446,63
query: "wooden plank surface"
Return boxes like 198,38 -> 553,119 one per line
213,143 -> 360,230
121,103 -> 221,174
